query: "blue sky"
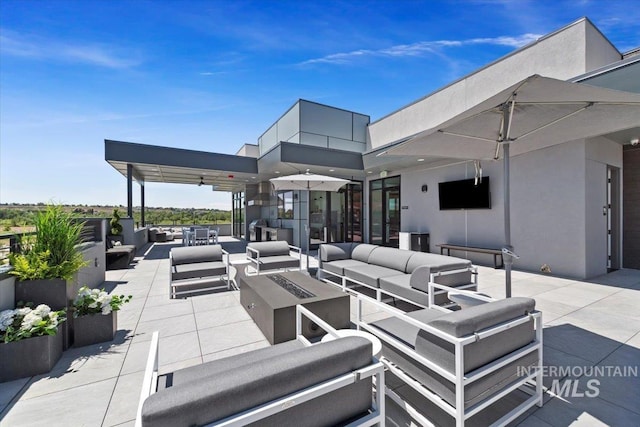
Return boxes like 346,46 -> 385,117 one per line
1,0 -> 638,209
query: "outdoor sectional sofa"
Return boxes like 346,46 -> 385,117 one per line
355,289 -> 543,426
319,243 -> 476,307
135,306 -> 385,427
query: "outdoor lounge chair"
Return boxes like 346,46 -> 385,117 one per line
135,306 -> 385,427
169,245 -> 230,298
245,241 -> 302,275
355,285 -> 543,426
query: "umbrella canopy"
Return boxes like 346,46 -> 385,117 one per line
385,74 -> 640,297
270,170 -> 350,269
270,171 -> 351,192
387,74 -> 640,159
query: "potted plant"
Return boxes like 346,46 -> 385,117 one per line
0,303 -> 66,382
9,204 -> 87,349
72,286 -> 131,347
109,209 -> 124,244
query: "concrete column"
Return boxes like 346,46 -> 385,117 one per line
127,163 -> 133,218
140,182 -> 145,227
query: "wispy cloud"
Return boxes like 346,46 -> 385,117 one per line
0,30 -> 142,69
299,33 -> 542,66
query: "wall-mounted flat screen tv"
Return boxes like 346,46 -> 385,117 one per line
438,177 -> 491,210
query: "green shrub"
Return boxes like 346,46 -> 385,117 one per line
110,209 -> 123,236
9,205 -> 87,281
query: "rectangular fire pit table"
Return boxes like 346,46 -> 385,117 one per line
239,271 -> 350,344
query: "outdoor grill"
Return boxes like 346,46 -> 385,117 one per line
248,219 -> 267,241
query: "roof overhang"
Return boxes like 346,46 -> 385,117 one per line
105,139 -> 260,192
257,142 -> 365,180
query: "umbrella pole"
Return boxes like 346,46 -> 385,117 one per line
306,189 -> 310,271
503,142 -> 513,298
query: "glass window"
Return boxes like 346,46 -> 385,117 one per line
278,191 -> 294,219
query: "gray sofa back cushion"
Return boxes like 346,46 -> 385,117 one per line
427,297 -> 535,337
171,245 -> 223,265
368,247 -> 414,272
141,337 -> 373,427
319,242 -> 356,262
415,297 -> 536,373
351,243 -> 378,263
247,241 -> 291,258
405,252 -> 471,274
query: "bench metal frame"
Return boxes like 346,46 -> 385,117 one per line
354,292 -> 543,427
438,244 -> 504,269
135,306 -> 385,427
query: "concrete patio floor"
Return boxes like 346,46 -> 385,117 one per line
1,237 -> 639,426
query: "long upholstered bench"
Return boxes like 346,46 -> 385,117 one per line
318,243 -> 477,307
135,306 -> 385,427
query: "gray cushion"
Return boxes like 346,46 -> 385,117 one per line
405,252 -> 471,274
416,298 -> 536,374
410,267 -> 473,293
379,275 -> 430,307
370,308 -> 447,347
247,241 -> 291,258
172,261 -> 227,281
343,264 -> 401,288
257,255 -> 300,271
319,243 -> 355,263
171,245 -> 223,265
323,259 -> 368,276
350,244 -> 378,263
367,247 -> 414,272
158,340 -> 304,389
427,297 -> 535,338
141,336 -> 372,427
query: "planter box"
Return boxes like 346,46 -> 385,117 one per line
0,332 -> 63,383
73,311 -> 117,347
14,278 -> 74,350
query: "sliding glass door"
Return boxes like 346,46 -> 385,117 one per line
308,183 -> 363,245
232,191 -> 244,238
369,176 -> 400,247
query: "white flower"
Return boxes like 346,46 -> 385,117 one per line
21,312 -> 43,330
101,305 -> 112,315
49,312 -> 59,327
88,302 -> 98,309
16,307 -> 31,317
33,304 -> 51,317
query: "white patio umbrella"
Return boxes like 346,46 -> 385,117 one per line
270,170 -> 350,269
385,74 -> 640,297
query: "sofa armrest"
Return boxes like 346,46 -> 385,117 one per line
135,332 -> 159,427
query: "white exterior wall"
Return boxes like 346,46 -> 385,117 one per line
387,137 -> 623,279
585,24 -> 622,72
368,19 -> 620,150
510,140 -> 587,277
